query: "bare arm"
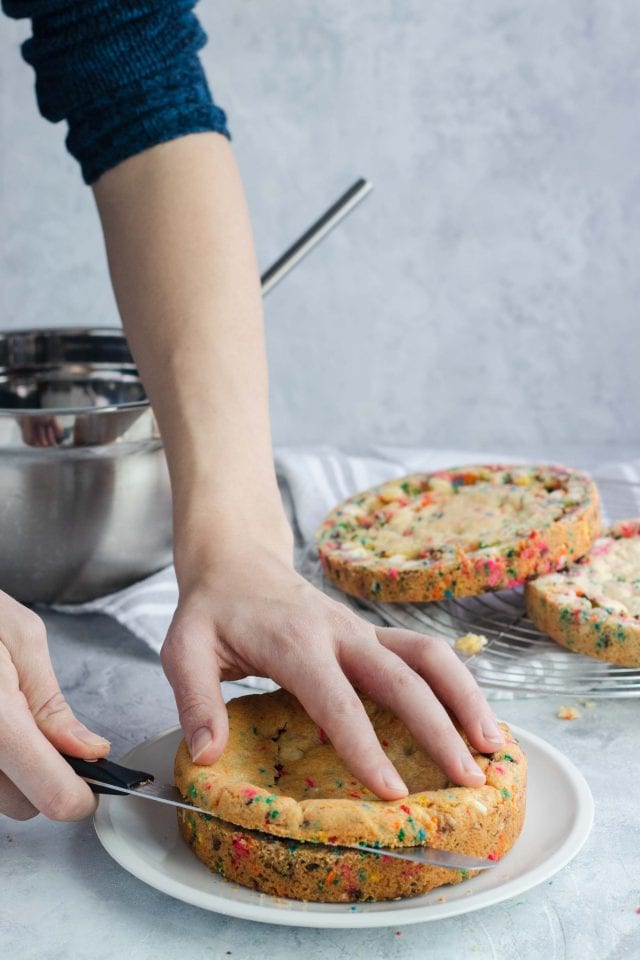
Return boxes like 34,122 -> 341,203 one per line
93,133 -> 503,799
93,133 -> 288,567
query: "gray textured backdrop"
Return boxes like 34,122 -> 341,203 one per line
1,1 -> 639,453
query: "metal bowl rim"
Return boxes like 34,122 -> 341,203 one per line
0,400 -> 150,417
0,324 -> 132,345
0,326 -> 150,415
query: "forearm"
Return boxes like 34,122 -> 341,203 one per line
93,133 -> 292,584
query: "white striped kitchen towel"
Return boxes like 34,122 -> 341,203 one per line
54,448 -> 640,677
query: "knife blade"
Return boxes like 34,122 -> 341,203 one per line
351,845 -> 496,869
63,753 -> 496,870
61,752 -> 204,814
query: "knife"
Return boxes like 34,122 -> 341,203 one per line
62,753 -> 204,814
63,753 -> 496,870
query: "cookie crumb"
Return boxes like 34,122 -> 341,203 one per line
454,633 -> 488,655
557,705 -> 581,720
438,895 -> 447,903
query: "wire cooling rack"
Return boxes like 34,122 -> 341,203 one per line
307,477 -> 640,698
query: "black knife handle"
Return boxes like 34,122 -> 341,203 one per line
61,753 -> 155,796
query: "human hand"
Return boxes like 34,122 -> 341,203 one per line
161,548 -> 504,801
0,591 -> 111,820
19,414 -> 65,448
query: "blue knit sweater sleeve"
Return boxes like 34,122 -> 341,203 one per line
3,0 -> 230,184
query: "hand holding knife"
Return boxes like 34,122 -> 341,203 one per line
63,753 -> 497,871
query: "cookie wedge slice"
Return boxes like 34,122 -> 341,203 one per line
525,518 -> 640,666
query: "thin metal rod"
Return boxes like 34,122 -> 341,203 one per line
260,178 -> 373,296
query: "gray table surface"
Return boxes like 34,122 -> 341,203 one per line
1,609 -> 638,960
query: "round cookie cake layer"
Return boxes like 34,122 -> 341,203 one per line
175,690 -> 527,901
315,464 -> 600,602
525,518 -> 640,666
177,811 -> 501,903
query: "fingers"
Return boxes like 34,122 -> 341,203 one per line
19,417 -> 63,448
34,692 -> 112,759
375,626 -> 504,756
0,696 -> 99,821
0,593 -> 109,821
341,636 -> 487,788
1,600 -> 110,759
277,654 -> 409,801
157,581 -> 499,804
161,621 -> 229,766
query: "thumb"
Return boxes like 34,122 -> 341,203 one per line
160,623 -> 229,765
34,691 -> 111,759
7,612 -> 110,758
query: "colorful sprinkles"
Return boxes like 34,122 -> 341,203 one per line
175,689 -> 527,903
316,464 -> 599,603
526,518 -> 640,667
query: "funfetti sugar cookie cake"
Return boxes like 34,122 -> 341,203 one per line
525,518 -> 640,667
315,464 -> 600,603
175,689 -> 527,903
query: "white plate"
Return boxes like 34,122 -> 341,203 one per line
94,724 -> 593,928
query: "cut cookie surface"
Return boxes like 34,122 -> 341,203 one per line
526,518 -> 640,666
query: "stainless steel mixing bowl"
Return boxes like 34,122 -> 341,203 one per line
0,328 -> 172,604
